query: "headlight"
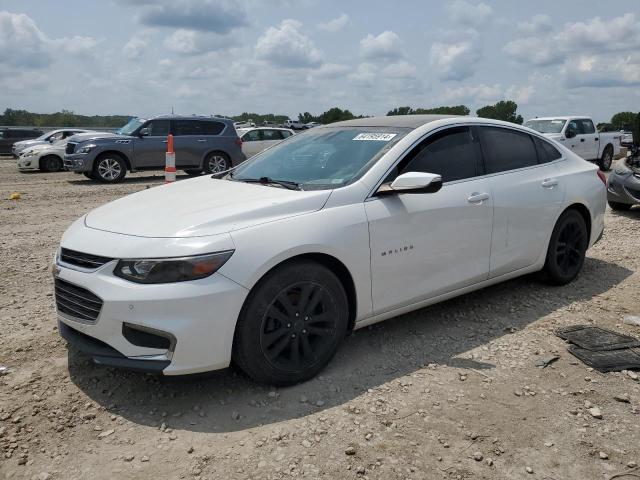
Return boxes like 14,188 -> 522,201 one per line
78,144 -> 96,154
114,251 -> 234,284
23,150 -> 36,157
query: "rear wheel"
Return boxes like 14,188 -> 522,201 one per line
598,146 -> 613,171
202,152 -> 230,174
232,261 -> 349,386
608,200 -> 632,211
542,210 -> 588,285
40,155 -> 63,172
93,154 -> 126,183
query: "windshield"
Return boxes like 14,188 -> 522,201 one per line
231,127 -> 408,190
117,118 -> 145,136
525,119 -> 566,134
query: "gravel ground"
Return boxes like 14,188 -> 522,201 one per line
1,157 -> 640,480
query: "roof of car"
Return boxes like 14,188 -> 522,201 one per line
237,127 -> 293,132
527,116 -> 590,121
149,114 -> 232,122
327,115 -> 459,129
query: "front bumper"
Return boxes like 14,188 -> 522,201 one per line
607,170 -> 640,206
64,154 -> 91,172
55,259 -> 249,375
17,156 -> 39,171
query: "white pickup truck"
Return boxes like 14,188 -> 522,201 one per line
524,116 -> 622,171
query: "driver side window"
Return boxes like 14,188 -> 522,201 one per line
389,126 -> 482,184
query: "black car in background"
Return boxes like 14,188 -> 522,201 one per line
0,128 -> 44,155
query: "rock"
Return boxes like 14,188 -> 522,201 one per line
535,355 -> 560,368
624,371 -> 639,381
473,452 -> 483,461
141,455 -> 150,462
599,452 -> 608,460
315,400 -> 325,407
588,407 -> 603,419
544,442 -> 554,447
485,458 -> 493,466
301,439 -> 312,448
614,393 -> 630,403
124,454 -> 135,462
623,315 -> 640,326
0,366 -> 8,376
37,473 -> 51,480
345,446 -> 356,456
187,446 -> 194,454
628,461 -> 638,468
356,466 -> 365,474
9,192 -> 21,200
98,429 -> 115,438
526,466 -> 534,474
231,411 -> 240,420
299,395 -> 308,403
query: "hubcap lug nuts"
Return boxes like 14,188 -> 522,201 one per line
295,313 -> 299,317
305,316 -> 309,321
291,334 -> 296,338
286,323 -> 291,328
302,329 -> 307,334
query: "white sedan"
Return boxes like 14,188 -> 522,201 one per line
238,127 -> 294,157
54,115 -> 606,385
18,139 -> 69,172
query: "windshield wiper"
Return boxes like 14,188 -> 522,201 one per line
235,176 -> 302,190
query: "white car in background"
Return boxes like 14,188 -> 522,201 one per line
524,116 -> 621,171
237,127 -> 294,157
18,138 -> 71,172
12,128 -> 90,157
54,115 -> 605,385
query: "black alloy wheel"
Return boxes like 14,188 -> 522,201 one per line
542,209 -> 588,285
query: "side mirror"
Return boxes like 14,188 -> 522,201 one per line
565,129 -> 576,139
377,171 -> 443,195
139,127 -> 150,137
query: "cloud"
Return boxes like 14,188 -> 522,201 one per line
0,11 -> 51,69
517,14 -> 553,34
360,31 -> 402,60
313,62 -> 350,78
441,83 -> 502,104
430,40 -> 482,81
137,0 -> 248,33
503,37 -> 564,66
505,84 -> 535,104
255,19 -> 322,68
319,14 -> 349,32
163,29 -> 232,54
123,35 -> 149,60
446,1 -> 492,27
563,53 -> 640,88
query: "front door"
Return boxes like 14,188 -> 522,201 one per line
366,126 -> 493,313
133,119 -> 170,168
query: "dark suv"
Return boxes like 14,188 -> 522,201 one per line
64,115 -> 245,182
0,128 -> 44,155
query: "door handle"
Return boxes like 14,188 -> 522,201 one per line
541,178 -> 559,189
197,139 -> 207,143
467,192 -> 489,204
594,138 -> 599,141
162,140 -> 167,143
580,138 -> 585,142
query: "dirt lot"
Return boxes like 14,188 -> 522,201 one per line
1,157 -> 640,480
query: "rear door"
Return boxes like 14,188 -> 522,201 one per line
477,126 -> 565,278
261,129 -> 286,151
172,120 -> 219,167
241,129 -> 264,157
578,119 -> 599,160
132,119 -> 170,168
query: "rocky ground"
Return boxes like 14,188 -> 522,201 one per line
1,157 -> 640,480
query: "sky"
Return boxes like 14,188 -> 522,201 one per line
0,0 -> 639,124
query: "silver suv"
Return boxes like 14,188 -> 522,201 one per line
64,115 -> 245,183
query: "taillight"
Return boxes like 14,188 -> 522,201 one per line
235,137 -> 242,146
596,170 -> 606,185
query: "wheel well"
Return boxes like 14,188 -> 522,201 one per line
563,203 -> 592,243
253,253 -> 358,334
38,154 -> 62,169
603,144 -> 613,154
96,151 -> 131,171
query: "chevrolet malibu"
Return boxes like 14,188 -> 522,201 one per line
54,115 -> 606,385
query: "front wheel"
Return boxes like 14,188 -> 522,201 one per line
232,261 -> 349,386
40,155 -> 63,172
93,154 -> 126,183
202,152 -> 230,174
542,210 -> 588,285
598,146 -> 613,171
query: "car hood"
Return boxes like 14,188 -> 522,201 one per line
84,176 -> 332,238
22,142 -> 66,155
14,139 -> 45,149
68,131 -> 121,143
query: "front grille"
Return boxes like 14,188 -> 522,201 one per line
65,142 -> 77,154
55,278 -> 103,323
60,248 -> 113,269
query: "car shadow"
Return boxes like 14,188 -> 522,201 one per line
67,256 -> 632,433
66,173 -> 195,185
609,206 -> 640,219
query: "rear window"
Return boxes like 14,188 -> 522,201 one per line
479,126 -> 538,174
533,136 -> 562,163
173,120 -> 225,136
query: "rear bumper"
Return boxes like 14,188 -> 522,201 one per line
607,171 -> 640,205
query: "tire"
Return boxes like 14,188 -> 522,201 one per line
542,209 -> 588,285
598,146 -> 613,171
608,200 -> 632,211
232,260 -> 349,386
202,152 -> 230,175
93,153 -> 126,183
83,171 -> 97,180
184,169 -> 203,176
40,155 -> 63,172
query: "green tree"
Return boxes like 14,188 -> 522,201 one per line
387,105 -> 470,116
387,106 -> 413,116
476,100 -> 523,124
298,112 -> 318,123
610,111 -> 636,130
317,107 -> 357,124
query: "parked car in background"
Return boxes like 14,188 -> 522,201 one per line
621,131 -> 634,148
305,122 -> 320,129
12,129 -> 90,157
54,115 -> 605,385
237,127 -> 294,157
64,115 -> 245,182
283,119 -> 306,130
607,146 -> 640,210
17,133 -> 97,172
0,128 -> 44,155
524,116 -> 621,171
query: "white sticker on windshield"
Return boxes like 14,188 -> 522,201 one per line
353,133 -> 397,141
